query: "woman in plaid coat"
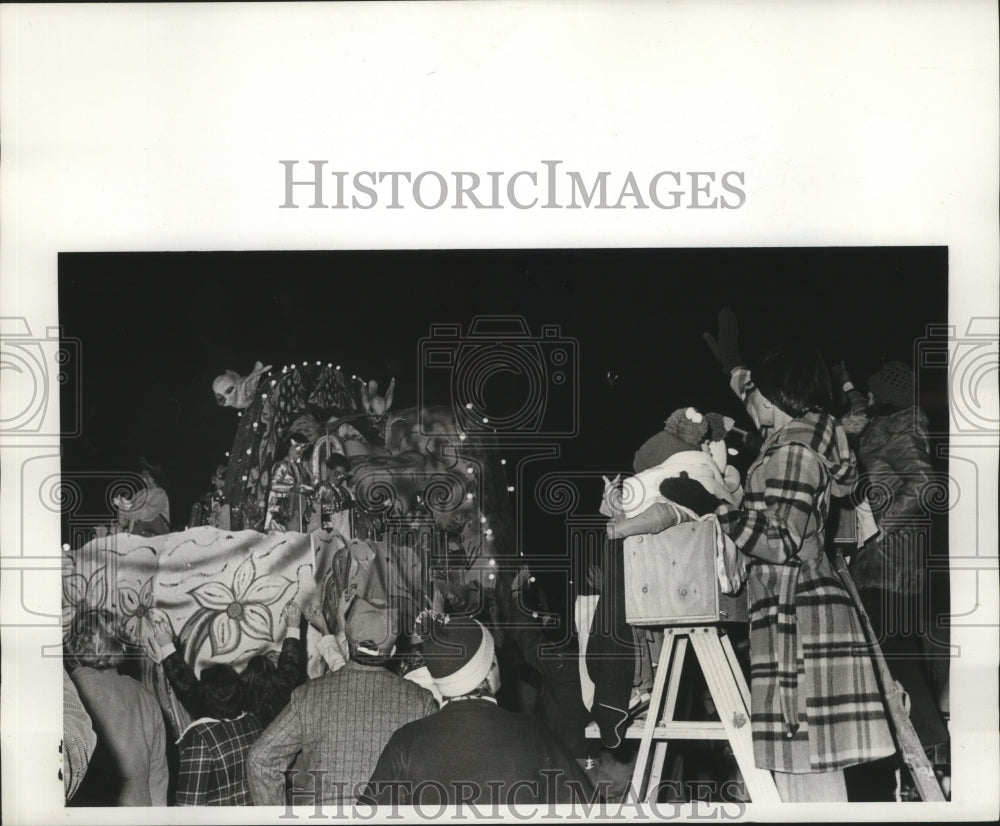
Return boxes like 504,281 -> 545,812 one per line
712,345 -> 895,801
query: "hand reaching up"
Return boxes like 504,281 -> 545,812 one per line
336,587 -> 358,632
151,615 -> 174,647
702,307 -> 744,374
283,600 -> 302,631
304,602 -> 329,636
830,360 -> 852,386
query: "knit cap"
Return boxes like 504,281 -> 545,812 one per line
633,407 -> 708,473
868,361 -> 914,410
422,616 -> 495,697
664,407 -> 710,445
345,598 -> 399,656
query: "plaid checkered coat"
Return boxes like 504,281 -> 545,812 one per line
716,411 -> 895,773
176,713 -> 263,806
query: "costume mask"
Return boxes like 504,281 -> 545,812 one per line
211,361 -> 272,409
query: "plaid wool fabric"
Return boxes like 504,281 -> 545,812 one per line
247,661 -> 436,805
716,411 -> 895,773
176,713 -> 263,806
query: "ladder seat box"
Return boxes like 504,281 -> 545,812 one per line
623,520 -> 747,626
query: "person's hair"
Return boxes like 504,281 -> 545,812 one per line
65,607 -> 126,671
239,654 -> 283,724
751,345 -> 833,417
138,457 -> 168,488
325,453 -> 350,472
288,431 -> 310,445
200,663 -> 245,719
346,638 -> 393,667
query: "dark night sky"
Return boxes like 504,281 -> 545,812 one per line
59,247 -> 948,543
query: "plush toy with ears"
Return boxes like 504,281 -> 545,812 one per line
360,378 -> 395,418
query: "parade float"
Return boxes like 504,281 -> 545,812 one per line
64,359 -> 521,735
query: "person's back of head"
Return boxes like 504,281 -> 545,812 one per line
200,663 -> 245,720
751,345 -> 833,418
240,654 -> 280,721
325,453 -> 350,476
421,614 -> 500,701
65,607 -> 126,672
866,360 -> 915,413
138,456 -> 168,488
344,598 -> 399,666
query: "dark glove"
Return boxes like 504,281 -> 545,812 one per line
830,360 -> 852,386
702,307 -> 744,374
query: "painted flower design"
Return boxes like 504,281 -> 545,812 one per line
117,577 -> 168,654
63,566 -> 109,636
188,555 -> 291,656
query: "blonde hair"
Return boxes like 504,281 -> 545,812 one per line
65,607 -> 126,671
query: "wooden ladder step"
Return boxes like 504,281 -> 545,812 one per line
586,720 -> 733,740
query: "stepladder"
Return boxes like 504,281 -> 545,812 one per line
587,625 -> 781,804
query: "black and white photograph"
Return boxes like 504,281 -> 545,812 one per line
1,3 -> 997,824
53,247 -> 955,811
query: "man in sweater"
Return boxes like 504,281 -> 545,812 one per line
247,599 -> 435,806
363,616 -> 592,807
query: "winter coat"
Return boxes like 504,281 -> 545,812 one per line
850,407 -> 935,594
715,411 -> 894,773
69,667 -> 169,806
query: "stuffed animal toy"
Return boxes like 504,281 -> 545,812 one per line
360,378 -> 396,419
622,407 -> 743,522
212,361 -> 272,409
702,411 -> 743,500
588,405 -> 746,749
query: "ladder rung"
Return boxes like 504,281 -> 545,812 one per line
585,721 -> 731,740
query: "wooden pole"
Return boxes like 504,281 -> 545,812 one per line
831,548 -> 945,802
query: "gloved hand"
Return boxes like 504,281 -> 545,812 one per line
830,360 -> 852,386
702,307 -> 744,374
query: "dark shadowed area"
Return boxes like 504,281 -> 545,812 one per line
59,247 -> 948,583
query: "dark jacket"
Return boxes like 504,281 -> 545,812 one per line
851,407 -> 935,593
162,635 -> 303,727
364,698 -> 592,806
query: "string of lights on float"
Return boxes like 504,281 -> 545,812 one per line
225,361 -> 531,589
